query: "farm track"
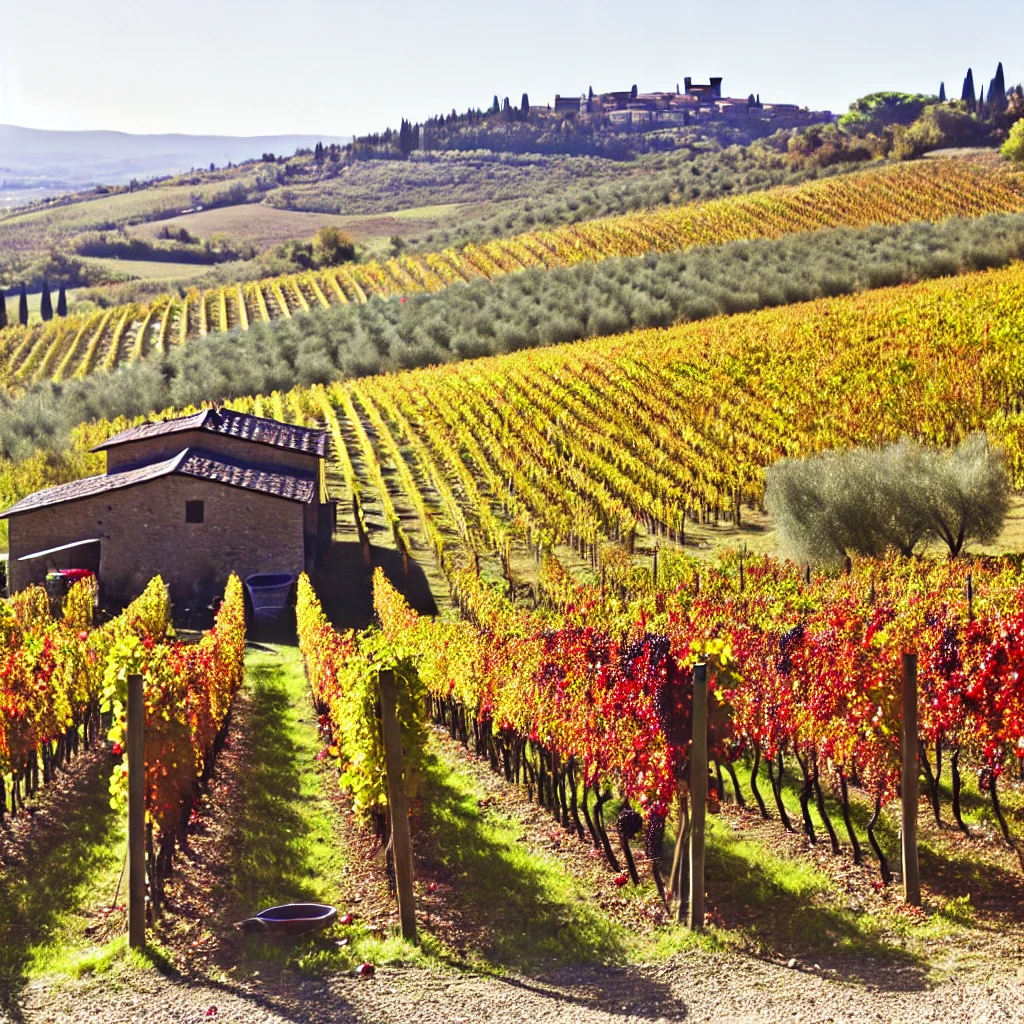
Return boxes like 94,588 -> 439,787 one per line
16,957 -> 1024,1023
1,159 -> 1022,389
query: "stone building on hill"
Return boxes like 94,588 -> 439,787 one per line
1,408 -> 333,609
553,77 -> 832,128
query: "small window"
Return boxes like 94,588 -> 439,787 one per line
185,500 -> 205,524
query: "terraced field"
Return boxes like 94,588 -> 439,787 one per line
0,158 -> 1020,390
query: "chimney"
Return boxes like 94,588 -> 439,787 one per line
684,76 -> 692,93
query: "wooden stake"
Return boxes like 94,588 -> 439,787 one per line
901,652 -> 920,906
688,662 -> 708,931
127,672 -> 146,948
668,788 -> 686,906
379,670 -> 417,942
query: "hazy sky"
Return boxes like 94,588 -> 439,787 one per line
0,0 -> 1019,137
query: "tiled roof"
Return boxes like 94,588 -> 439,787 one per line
0,452 -> 189,518
91,408 -> 329,457
0,448 -> 315,518
178,451 -> 315,503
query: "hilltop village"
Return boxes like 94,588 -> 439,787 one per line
551,77 -> 834,128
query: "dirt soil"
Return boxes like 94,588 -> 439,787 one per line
13,942 -> 1024,1024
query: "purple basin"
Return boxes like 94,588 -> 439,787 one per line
236,902 -> 338,935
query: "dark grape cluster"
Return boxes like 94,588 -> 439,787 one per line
616,807 -> 643,842
620,633 -> 671,674
654,679 -> 689,749
777,622 -> 805,674
935,625 -> 960,677
643,811 -> 666,860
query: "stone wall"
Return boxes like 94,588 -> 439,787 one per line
8,475 -> 307,609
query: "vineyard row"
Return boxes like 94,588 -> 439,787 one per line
209,260 -> 1024,586
0,159 -> 1021,389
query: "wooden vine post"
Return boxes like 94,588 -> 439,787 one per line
688,661 -> 708,931
127,672 -> 146,948
379,669 -> 418,942
901,652 -> 921,906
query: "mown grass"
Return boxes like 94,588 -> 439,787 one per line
220,646 -> 422,975
0,749 -> 125,1010
419,743 -> 628,971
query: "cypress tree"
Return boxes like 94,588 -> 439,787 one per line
56,284 -> 67,317
990,62 -> 1006,110
491,95 -> 500,114
40,279 -> 52,321
521,92 -> 529,114
962,68 -> 976,109
589,85 -> 594,100
631,83 -> 638,99
939,81 -> 946,102
0,289 -> 6,330
978,85 -> 986,118
18,284 -> 28,326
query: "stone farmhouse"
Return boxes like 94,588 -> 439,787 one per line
1,408 -> 333,608
553,77 -> 832,129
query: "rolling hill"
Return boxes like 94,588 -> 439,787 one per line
0,123 -> 351,207
0,158 -> 1019,390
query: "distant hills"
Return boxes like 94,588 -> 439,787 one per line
0,124 -> 352,207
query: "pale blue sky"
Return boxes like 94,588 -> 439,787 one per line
0,0 -> 1019,137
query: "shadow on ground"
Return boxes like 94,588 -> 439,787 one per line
313,542 -> 438,632
416,752 -> 628,972
0,749 -> 120,1020
704,825 -> 929,989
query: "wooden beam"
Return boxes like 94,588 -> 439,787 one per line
688,662 -> 708,931
127,673 -> 146,948
379,670 -> 417,942
901,652 -> 920,906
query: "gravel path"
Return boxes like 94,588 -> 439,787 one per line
13,952 -> 1024,1024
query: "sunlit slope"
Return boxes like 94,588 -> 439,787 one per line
213,260 -> 1024,564
0,158 -> 1022,392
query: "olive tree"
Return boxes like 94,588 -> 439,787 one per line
765,433 -> 1008,563
916,432 -> 1009,556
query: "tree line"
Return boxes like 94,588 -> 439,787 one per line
0,281 -> 68,330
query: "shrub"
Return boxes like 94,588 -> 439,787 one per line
1001,118 -> 1024,162
312,226 -> 357,267
765,433 -> 1009,562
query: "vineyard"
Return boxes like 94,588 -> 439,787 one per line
248,248 -> 1024,901
371,552 -> 1024,885
167,258 -> 1024,589
6,256 -> 1023,584
0,159 -> 1021,390
0,574 -> 245,895
7,182 -> 1024,987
